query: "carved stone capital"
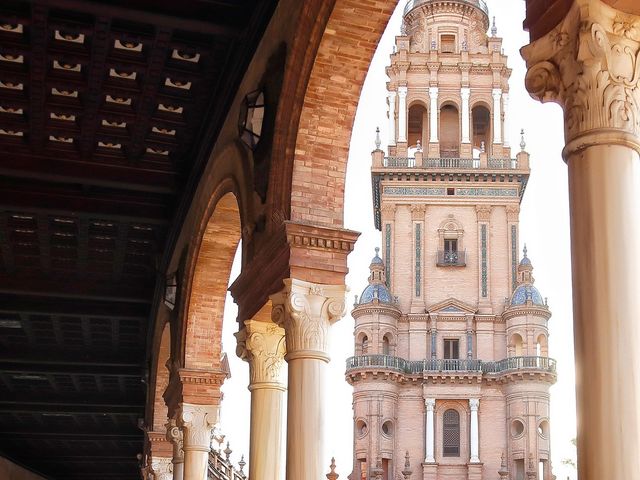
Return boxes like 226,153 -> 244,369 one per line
165,418 -> 184,463
177,403 -> 218,452
425,397 -> 436,410
270,278 -> 346,362
505,204 -> 520,222
410,203 -> 427,220
475,205 -> 493,222
522,0 -> 640,156
380,203 -> 397,221
469,398 -> 480,411
235,320 -> 286,389
150,457 -> 173,480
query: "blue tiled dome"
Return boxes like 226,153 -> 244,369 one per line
511,284 -> 544,306
370,247 -> 383,265
359,283 -> 393,304
519,256 -> 531,266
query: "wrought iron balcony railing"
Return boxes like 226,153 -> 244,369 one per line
346,354 -> 557,376
382,156 -> 518,170
437,250 -> 466,266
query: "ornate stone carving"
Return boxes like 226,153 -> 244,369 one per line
165,418 -> 184,463
271,279 -> 346,361
475,205 -> 492,222
236,320 -> 286,388
178,403 -> 219,452
381,203 -> 397,221
410,203 -> 426,220
150,457 -> 173,480
505,204 -> 520,222
522,1 -> 640,152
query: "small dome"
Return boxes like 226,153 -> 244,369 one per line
359,283 -> 393,305
370,247 -> 383,265
519,256 -> 531,266
511,284 -> 544,306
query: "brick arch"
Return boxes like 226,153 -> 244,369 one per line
180,187 -> 242,370
149,322 -> 172,431
269,0 -> 398,228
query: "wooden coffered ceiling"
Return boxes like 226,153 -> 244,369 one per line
0,0 -> 278,478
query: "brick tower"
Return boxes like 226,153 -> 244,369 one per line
346,1 -> 557,479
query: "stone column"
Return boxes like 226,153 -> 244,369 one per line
425,398 -> 435,463
469,399 -> 480,463
522,2 -> 640,479
461,87 -> 471,144
502,92 -> 510,147
492,88 -> 502,144
388,91 -> 397,145
397,86 -> 408,143
166,419 -> 184,480
178,404 -> 218,480
271,279 -> 346,480
152,457 -> 174,480
429,87 -> 439,142
236,319 -> 286,480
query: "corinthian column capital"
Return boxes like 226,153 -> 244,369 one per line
236,320 -> 286,390
522,0 -> 640,155
270,278 -> 346,362
177,403 -> 218,452
151,457 -> 173,480
166,418 -> 184,463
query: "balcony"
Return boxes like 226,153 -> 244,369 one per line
403,0 -> 489,17
437,250 -> 466,267
346,354 -> 557,377
382,156 -> 518,170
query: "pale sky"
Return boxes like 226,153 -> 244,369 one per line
219,1 -> 577,479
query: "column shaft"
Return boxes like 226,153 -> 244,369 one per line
398,87 -> 407,143
502,93 -> 509,147
469,399 -> 480,463
429,87 -> 438,143
388,91 -> 396,146
567,143 -> 640,480
492,88 -> 502,144
271,279 -> 346,480
461,87 -> 470,144
179,404 -> 218,480
425,398 -> 435,463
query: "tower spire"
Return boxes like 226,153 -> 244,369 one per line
491,16 -> 497,37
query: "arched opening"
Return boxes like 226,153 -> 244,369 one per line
439,104 -> 459,157
408,103 -> 428,152
182,191 -> 242,370
442,409 -> 460,457
362,335 -> 369,354
382,334 -> 391,355
472,105 -> 491,158
536,333 -> 548,357
511,333 -> 524,357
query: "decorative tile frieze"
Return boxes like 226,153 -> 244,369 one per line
511,225 -> 517,291
383,186 -> 517,197
481,224 -> 488,298
415,223 -> 421,297
385,223 -> 392,288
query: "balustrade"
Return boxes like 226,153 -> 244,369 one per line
383,156 -> 517,170
346,354 -> 556,376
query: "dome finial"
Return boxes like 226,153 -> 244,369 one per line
523,244 -> 528,259
520,128 -> 526,151
375,126 -> 381,150
491,16 -> 497,37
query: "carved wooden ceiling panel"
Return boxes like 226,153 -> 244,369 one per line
0,0 -> 279,478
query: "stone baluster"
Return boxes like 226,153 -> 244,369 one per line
271,279 -> 346,480
236,319 -> 286,480
522,2 -> 640,478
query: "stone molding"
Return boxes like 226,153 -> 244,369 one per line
522,0 -> 640,156
165,418 -> 184,463
285,221 -> 358,254
177,403 -> 219,452
271,278 -> 346,362
151,457 -> 173,480
236,320 -> 286,390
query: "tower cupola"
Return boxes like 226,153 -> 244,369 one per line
358,248 -> 394,305
510,246 -> 546,307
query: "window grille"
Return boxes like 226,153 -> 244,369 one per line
443,409 -> 460,456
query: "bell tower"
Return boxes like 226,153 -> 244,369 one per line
347,1 -> 557,480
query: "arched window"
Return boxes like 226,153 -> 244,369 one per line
443,409 -> 460,457
382,334 -> 391,355
408,103 -> 428,150
511,333 -> 524,357
472,105 -> 491,157
439,104 -> 459,157
362,335 -> 369,354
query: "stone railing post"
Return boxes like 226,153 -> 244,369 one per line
522,1 -> 640,478
236,319 -> 286,480
271,278 -> 346,480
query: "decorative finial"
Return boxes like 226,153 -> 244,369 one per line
326,457 -> 339,480
480,141 -> 485,153
224,441 -> 232,460
375,126 -> 381,150
238,455 -> 246,473
416,139 -> 422,151
431,39 -> 436,50
520,128 -> 526,151
402,451 -> 413,479
354,294 -> 358,306
523,244 -> 528,259
462,36 -> 468,51
375,246 -> 380,256
491,16 -> 497,37
501,452 -> 507,468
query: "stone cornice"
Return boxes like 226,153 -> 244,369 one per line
352,302 -> 402,319
502,304 -> 552,321
522,0 -> 640,156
